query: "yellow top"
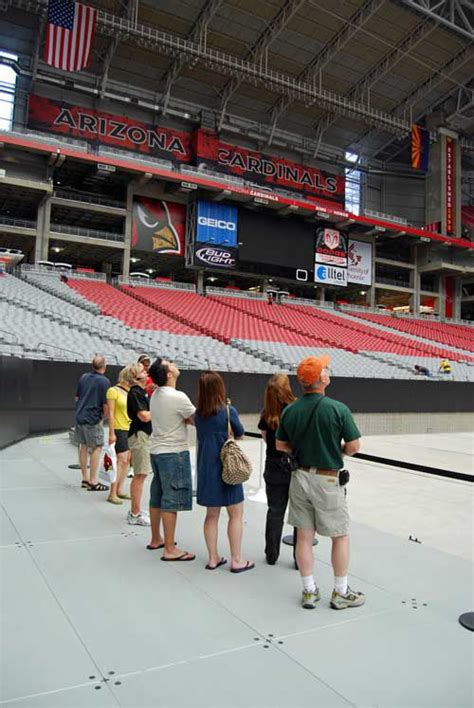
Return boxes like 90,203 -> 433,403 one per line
106,386 -> 131,431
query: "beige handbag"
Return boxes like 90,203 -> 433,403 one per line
220,405 -> 252,485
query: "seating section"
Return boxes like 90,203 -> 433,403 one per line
0,274 -> 145,364
68,280 -> 196,335
68,280 -> 276,373
2,272 -> 473,380
210,295 -> 472,362
343,309 -> 474,353
23,271 -> 101,314
120,286 -> 316,345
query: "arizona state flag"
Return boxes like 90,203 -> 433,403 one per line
411,125 -> 429,171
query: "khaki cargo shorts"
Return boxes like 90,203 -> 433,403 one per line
288,468 -> 349,537
128,431 -> 151,476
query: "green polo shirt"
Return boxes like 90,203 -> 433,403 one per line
276,393 -> 360,470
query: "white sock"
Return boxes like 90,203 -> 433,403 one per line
301,575 -> 316,593
334,575 -> 348,595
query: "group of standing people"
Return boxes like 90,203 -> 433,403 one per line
75,352 -> 365,609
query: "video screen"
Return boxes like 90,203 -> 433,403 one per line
238,209 -> 315,282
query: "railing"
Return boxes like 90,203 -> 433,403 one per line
0,326 -> 19,343
21,264 -> 107,281
50,223 -> 125,242
206,286 -> 264,300
54,189 -> 125,210
0,215 -> 36,229
376,276 -> 412,288
117,276 -> 195,290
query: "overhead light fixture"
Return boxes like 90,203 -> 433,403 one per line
146,268 -> 154,274
360,291 -> 366,295
130,257 -> 141,263
207,276 -> 217,282
50,246 -> 64,253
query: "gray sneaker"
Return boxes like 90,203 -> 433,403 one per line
127,511 -> 150,526
301,587 -> 321,609
330,586 -> 366,610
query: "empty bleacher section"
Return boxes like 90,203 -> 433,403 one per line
68,278 -> 276,373
208,293 -> 472,362
0,273 -> 146,363
343,309 -> 474,353
2,271 -> 473,380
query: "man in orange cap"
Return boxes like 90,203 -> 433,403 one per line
276,354 -> 365,611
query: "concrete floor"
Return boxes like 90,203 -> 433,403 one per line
0,431 -> 473,707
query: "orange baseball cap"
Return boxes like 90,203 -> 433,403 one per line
297,355 -> 331,386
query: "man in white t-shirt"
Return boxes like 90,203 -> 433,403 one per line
148,358 -> 196,561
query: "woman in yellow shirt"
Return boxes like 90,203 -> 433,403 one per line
106,367 -> 133,505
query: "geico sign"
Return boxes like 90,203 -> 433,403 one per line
197,216 -> 236,231
195,248 -> 236,267
314,265 -> 347,286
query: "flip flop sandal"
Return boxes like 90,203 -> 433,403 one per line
205,558 -> 227,570
146,542 -> 176,550
81,481 -> 91,489
107,497 -> 123,505
117,493 -> 131,500
230,561 -> 255,574
161,553 -> 195,562
88,482 -> 109,492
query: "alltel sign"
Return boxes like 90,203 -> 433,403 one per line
196,201 -> 238,246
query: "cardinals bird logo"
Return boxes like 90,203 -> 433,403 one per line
132,199 -> 182,254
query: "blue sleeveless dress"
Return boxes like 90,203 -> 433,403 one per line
195,406 -> 245,507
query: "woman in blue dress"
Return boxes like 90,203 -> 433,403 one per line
195,371 -> 254,573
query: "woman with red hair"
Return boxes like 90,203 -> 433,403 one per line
195,371 -> 254,573
258,373 -> 296,565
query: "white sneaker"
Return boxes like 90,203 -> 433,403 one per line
127,511 -> 150,526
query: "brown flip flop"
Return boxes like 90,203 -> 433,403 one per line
230,561 -> 255,574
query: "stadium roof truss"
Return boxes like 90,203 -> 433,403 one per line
1,0 -> 473,167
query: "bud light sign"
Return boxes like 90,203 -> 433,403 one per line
196,201 -> 238,246
194,246 -> 237,268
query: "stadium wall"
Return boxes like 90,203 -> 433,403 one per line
1,356 -> 473,449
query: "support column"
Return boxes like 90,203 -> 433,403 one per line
196,269 -> 204,295
122,183 -> 134,277
369,242 -> 376,307
410,245 -> 420,315
35,194 -> 51,263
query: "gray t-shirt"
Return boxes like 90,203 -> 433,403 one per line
150,386 -> 196,454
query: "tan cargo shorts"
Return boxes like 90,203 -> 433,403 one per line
288,468 -> 349,537
128,431 -> 151,476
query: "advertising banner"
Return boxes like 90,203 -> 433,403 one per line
347,239 -> 372,285
132,198 -> 185,255
445,136 -> 455,236
193,245 -> 238,269
196,201 -> 238,246
314,264 -> 347,287
315,228 -> 348,266
195,129 -> 345,205
28,95 -> 192,162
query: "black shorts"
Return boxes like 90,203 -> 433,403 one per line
115,430 -> 129,454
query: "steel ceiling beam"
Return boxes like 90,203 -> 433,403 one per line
98,0 -> 135,98
355,44 -> 474,159
216,0 -> 306,131
310,17 -> 436,154
267,0 -> 386,143
161,0 -> 224,114
1,0 -> 447,137
399,0 -> 474,41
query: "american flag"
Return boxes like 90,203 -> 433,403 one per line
45,0 -> 97,72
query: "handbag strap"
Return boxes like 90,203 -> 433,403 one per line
226,404 -> 233,440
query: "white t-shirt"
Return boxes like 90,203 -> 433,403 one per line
150,386 -> 196,454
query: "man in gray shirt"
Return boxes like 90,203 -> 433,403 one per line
147,358 -> 196,561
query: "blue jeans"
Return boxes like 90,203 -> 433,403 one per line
150,451 -> 193,511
